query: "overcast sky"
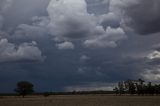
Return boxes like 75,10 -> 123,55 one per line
0,0 -> 160,92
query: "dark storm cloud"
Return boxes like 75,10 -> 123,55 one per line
3,0 -> 50,29
0,0 -> 46,63
110,0 -> 160,35
0,0 -> 12,29
0,0 -> 160,92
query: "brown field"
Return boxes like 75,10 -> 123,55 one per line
0,95 -> 160,106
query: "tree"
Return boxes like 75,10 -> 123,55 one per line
15,81 -> 34,97
135,79 -> 145,95
114,79 -> 160,95
147,82 -> 155,95
124,80 -> 136,95
113,87 -> 119,95
118,81 -> 125,95
154,84 -> 160,95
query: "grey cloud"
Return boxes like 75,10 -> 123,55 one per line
134,48 -> 160,81
1,0 -> 160,92
152,43 -> 160,51
47,0 -> 126,49
80,55 -> 90,62
0,39 -> 45,62
47,0 -> 96,40
147,51 -> 160,60
110,0 -> 160,35
99,12 -> 121,29
142,68 -> 160,82
0,15 -> 3,29
141,59 -> 160,82
13,16 -> 49,39
84,27 -> 126,48
56,41 -> 75,50
3,0 -> 50,29
86,0 -> 110,15
0,0 -> 13,13
0,0 -> 13,30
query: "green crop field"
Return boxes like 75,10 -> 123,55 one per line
0,95 -> 160,106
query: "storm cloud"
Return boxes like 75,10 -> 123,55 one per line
47,0 -> 127,49
110,0 -> 160,35
0,0 -> 160,92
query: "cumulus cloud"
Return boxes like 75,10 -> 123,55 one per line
84,27 -> 126,48
56,41 -> 75,50
147,51 -> 160,60
2,0 -> 50,29
47,0 -> 95,40
139,49 -> 160,82
47,0 -> 126,49
99,12 -> 121,28
0,39 -> 45,62
14,16 -> 49,39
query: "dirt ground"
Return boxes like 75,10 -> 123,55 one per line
0,95 -> 160,106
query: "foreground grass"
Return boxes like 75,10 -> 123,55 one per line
0,95 -> 160,106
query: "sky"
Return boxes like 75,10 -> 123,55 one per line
0,0 -> 160,92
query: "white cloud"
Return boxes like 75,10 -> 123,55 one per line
47,0 -> 95,40
84,27 -> 126,48
0,39 -> 45,62
56,41 -> 74,50
147,50 -> 160,60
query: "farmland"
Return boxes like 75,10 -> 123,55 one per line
0,95 -> 160,106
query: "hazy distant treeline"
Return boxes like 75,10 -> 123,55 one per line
42,91 -> 114,96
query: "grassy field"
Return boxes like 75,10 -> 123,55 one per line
0,95 -> 160,106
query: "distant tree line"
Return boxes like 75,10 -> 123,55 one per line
11,79 -> 160,97
113,79 -> 160,95
42,91 -> 114,97
13,81 -> 114,97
